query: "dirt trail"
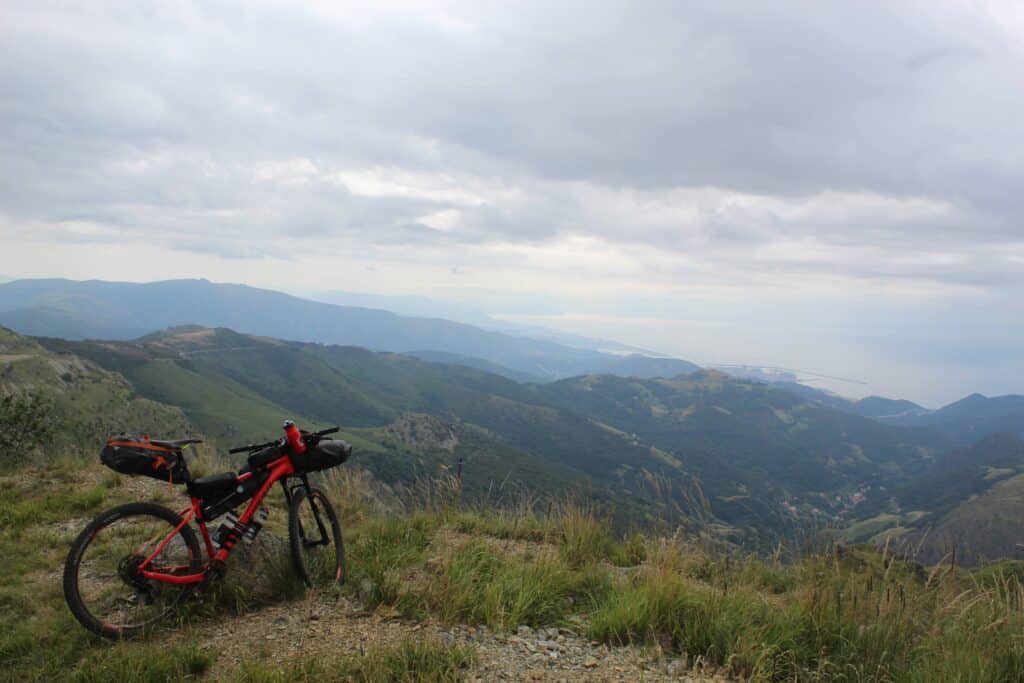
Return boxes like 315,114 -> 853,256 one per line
188,591 -> 728,682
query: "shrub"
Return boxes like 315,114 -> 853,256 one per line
0,391 -> 56,463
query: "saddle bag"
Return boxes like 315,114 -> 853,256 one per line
291,439 -> 352,473
100,435 -> 187,484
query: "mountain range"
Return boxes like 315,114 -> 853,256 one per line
12,321 -> 1019,559
0,278 -> 699,383
2,277 -> 1022,564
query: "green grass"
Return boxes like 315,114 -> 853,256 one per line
402,540 -> 577,629
587,544 -> 1024,681
346,513 -> 437,606
5,458 -> 1024,682
0,482 -> 107,534
69,643 -> 213,683
232,638 -> 475,683
555,504 -> 615,568
450,509 -> 550,542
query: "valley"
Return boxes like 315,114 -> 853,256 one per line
5,318 -> 1019,563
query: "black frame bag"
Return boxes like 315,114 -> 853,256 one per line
100,435 -> 187,484
292,439 -> 352,473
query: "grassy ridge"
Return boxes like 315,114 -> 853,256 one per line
316,471 -> 1024,681
3,460 -> 1024,681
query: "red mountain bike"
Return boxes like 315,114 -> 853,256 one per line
63,421 -> 351,640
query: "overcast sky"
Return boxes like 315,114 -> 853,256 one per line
1,1 -> 1022,405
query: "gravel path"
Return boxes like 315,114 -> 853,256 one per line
191,593 -> 730,682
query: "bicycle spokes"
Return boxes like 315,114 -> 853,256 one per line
72,512 -> 196,631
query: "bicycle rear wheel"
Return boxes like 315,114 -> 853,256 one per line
63,502 -> 202,639
288,486 -> 345,587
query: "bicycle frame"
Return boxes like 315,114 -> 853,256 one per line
136,452 -> 298,585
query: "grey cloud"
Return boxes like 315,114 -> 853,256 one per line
906,45 -> 986,70
0,0 -> 1023,290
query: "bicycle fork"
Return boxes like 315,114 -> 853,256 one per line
286,475 -> 330,547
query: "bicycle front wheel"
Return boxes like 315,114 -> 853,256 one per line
288,486 -> 345,587
63,502 -> 202,640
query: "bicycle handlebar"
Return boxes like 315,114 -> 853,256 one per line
227,426 -> 340,454
228,439 -> 278,454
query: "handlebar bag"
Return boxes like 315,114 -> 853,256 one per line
292,439 -> 352,473
100,435 -> 187,484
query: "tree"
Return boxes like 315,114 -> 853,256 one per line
0,391 -> 56,463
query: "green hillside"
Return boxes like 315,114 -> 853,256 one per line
34,326 -> 973,550
0,327 -> 193,455
11,323 -> 1024,561
893,471 -> 1024,565
36,329 -> 638,520
534,371 -> 953,541
842,433 -> 1024,564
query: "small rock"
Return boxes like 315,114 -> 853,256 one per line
583,658 -> 598,669
517,625 -> 533,636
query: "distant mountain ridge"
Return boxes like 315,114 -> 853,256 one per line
0,278 -> 700,383
733,374 -> 1022,445
851,396 -> 928,419
860,393 -> 1024,444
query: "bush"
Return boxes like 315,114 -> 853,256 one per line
0,391 -> 56,463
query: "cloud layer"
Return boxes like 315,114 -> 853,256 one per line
1,1 -> 1022,402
